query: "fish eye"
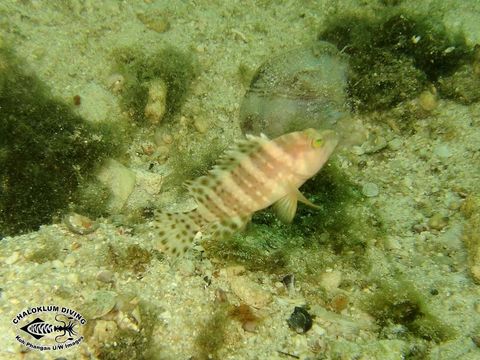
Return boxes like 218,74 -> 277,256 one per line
312,138 -> 323,148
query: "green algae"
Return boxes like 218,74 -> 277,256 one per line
105,244 -> 154,275
319,11 -> 474,112
0,46 -> 121,236
194,304 -> 230,360
364,278 -> 455,344
112,46 -> 198,125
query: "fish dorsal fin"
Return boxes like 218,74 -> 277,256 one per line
273,190 -> 298,224
185,134 -> 268,204
273,187 -> 320,223
210,134 -> 268,172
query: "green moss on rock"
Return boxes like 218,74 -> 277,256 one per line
105,244 -> 154,275
364,279 -> 455,343
194,304 -> 230,360
319,11 -> 474,111
0,47 -> 120,236
112,46 -> 198,124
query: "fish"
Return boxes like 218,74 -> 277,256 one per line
153,128 -> 338,257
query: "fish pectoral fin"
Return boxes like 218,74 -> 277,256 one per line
296,189 -> 321,209
274,188 -> 320,224
273,191 -> 298,224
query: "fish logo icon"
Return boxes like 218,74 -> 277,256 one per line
20,315 -> 78,343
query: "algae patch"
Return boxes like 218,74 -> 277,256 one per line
105,244 -> 154,276
364,279 -> 455,344
319,11 -> 475,112
112,46 -> 198,125
194,304 -> 230,360
0,46 -> 121,236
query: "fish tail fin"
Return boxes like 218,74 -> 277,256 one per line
153,210 -> 206,257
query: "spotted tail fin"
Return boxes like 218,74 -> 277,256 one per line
153,210 -> 206,257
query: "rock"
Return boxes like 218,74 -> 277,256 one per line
97,270 -> 115,283
76,83 -> 117,123
106,73 -> 125,93
96,159 -> 136,212
287,306 -> 313,334
80,290 -> 117,320
433,144 -> 451,159
144,79 -> 167,124
5,252 -> 19,265
319,270 -> 342,293
64,254 -> 77,267
137,12 -> 170,33
92,320 -> 118,343
239,41 -> 349,138
193,117 -> 209,133
428,213 -> 449,231
229,275 -> 272,308
418,89 -> 438,111
63,213 -> 99,235
388,138 -> 403,151
125,169 -> 163,209
362,182 -> 379,197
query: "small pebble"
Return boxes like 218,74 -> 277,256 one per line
474,302 -> 480,314
64,254 -> 77,267
329,293 -> 349,313
64,213 -> 99,235
472,335 -> 480,348
418,89 -> 438,111
281,274 -> 295,293
107,73 -> 125,93
362,182 -> 379,197
364,135 -> 387,154
428,213 -> 449,231
144,79 -> 167,124
388,138 -> 403,151
5,252 -> 20,265
97,270 -> 115,283
433,144 -> 451,159
229,275 -> 272,308
81,290 -> 117,319
92,320 -> 118,343
193,117 -> 209,133
319,271 -> 342,293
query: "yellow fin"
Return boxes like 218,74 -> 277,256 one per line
273,188 -> 320,223
296,189 -> 321,209
273,191 -> 298,223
